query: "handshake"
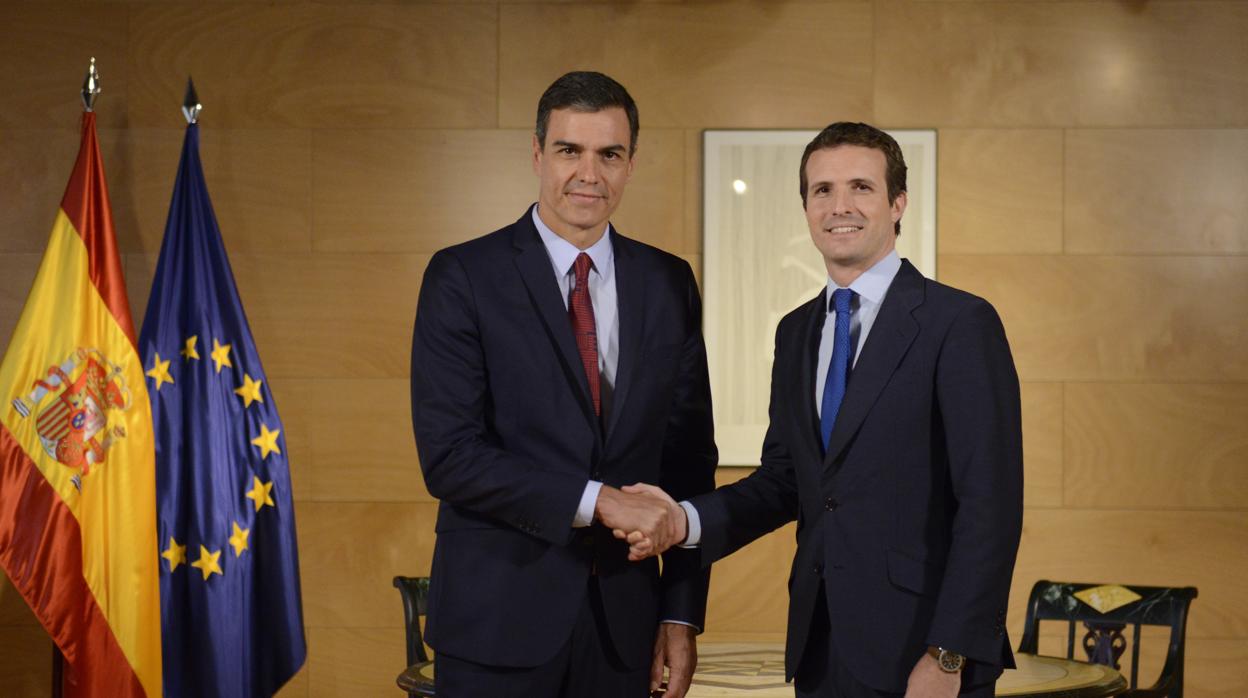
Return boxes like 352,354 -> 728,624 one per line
594,483 -> 686,561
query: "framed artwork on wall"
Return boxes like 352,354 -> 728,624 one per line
702,129 -> 937,467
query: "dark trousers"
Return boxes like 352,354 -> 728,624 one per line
434,577 -> 650,698
795,583 -> 994,698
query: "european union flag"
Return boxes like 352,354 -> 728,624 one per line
139,123 -> 306,697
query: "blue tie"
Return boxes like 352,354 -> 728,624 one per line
820,288 -> 855,453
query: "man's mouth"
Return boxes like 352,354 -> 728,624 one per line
825,225 -> 863,234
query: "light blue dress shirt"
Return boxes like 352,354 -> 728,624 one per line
683,251 -> 903,546
530,206 -> 618,529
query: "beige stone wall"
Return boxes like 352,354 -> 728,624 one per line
1,2 -> 1245,696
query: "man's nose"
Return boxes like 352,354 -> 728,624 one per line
830,187 -> 853,215
576,155 -> 600,183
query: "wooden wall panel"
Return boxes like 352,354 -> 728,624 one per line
127,4 -> 497,129
0,573 -> 38,627
499,2 -> 874,129
1064,383 -> 1248,509
226,253 -> 430,380
1021,382 -> 1062,508
1065,129 -> 1248,254
274,666 -> 309,698
0,5 -> 128,130
876,1 -> 1248,128
305,627 -> 407,698
0,255 -> 41,349
298,501 -> 437,629
939,255 -> 1248,382
0,625 -> 52,698
702,467 -> 793,636
312,128 -> 686,254
0,129 -> 82,253
313,130 -> 534,253
1009,510 -> 1246,639
937,129 -> 1063,254
279,379 -> 428,503
103,128 -> 313,255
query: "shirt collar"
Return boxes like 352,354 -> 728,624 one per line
826,250 -> 902,311
532,205 -> 614,276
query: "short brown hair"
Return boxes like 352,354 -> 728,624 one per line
799,122 -> 907,234
536,71 -> 639,156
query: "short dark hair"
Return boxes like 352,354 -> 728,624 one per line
535,71 -> 639,155
799,122 -> 907,234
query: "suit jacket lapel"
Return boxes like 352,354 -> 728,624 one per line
511,212 -> 602,435
605,234 -> 642,444
797,293 -> 826,464
822,260 -> 924,468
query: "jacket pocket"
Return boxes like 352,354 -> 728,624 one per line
886,548 -> 942,598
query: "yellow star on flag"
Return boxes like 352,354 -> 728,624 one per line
235,374 -> 264,408
211,338 -> 233,373
246,476 -> 276,512
181,335 -> 200,360
251,423 -> 282,460
161,537 -> 187,572
146,353 -> 174,391
191,545 -> 223,581
228,521 -> 251,557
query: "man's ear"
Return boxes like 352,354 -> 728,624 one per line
891,190 -> 908,223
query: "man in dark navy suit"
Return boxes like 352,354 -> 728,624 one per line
627,123 -> 1023,697
410,72 -> 716,698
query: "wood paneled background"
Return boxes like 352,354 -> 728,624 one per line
1,1 -> 1246,696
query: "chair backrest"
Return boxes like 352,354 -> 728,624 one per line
1018,580 -> 1197,698
393,576 -> 432,666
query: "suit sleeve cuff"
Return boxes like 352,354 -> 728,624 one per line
572,480 -> 603,528
678,500 -> 701,547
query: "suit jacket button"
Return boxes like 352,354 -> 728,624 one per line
813,563 -> 824,576
824,498 -> 838,511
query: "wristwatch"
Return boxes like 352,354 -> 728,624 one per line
927,646 -> 966,673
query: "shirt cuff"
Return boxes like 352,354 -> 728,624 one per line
660,619 -> 703,633
678,500 -> 701,547
573,480 -> 603,528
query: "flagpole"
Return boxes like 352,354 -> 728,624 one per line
49,56 -> 102,698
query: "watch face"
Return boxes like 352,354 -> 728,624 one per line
938,650 -> 965,673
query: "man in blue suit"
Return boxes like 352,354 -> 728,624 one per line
628,123 -> 1023,697
410,72 -> 716,698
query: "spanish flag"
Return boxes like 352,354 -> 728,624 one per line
0,112 -> 162,696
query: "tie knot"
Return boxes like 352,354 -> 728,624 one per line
831,288 -> 855,314
573,252 -> 594,282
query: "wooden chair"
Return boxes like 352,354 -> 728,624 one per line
1018,580 -> 1197,698
393,576 -> 436,697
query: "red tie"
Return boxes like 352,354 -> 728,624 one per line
569,253 -> 601,416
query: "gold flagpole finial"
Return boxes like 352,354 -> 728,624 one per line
81,57 -> 101,112
182,77 -> 202,125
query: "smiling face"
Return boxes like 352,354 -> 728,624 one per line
532,106 -> 635,248
803,145 -> 907,286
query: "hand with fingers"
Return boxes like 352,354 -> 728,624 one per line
595,484 -> 686,558
650,622 -> 697,698
611,483 -> 685,560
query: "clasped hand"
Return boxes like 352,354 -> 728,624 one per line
594,483 -> 685,561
